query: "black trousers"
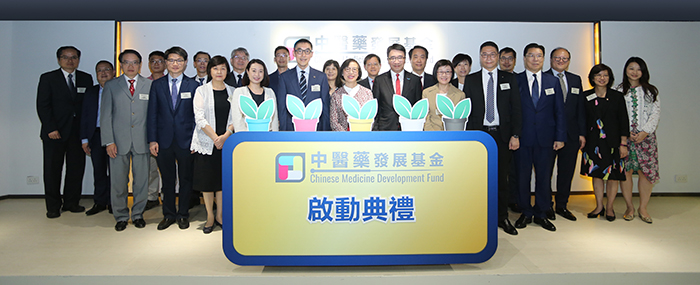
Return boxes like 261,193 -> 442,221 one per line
88,129 -> 110,206
484,128 -> 512,222
42,120 -> 85,212
550,138 -> 580,209
156,140 -> 193,219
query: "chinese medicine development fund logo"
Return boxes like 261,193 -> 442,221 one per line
276,153 -> 305,182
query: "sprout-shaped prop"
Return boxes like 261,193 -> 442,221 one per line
393,94 -> 428,131
239,96 -> 275,131
436,94 -> 471,131
342,95 -> 377,131
286,94 -> 322,131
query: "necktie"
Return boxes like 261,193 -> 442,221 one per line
67,73 -> 76,95
420,75 -> 424,89
532,73 -> 539,106
299,70 -> 307,101
171,78 -> 178,108
486,72 -> 495,123
237,74 -> 242,87
128,79 -> 135,96
198,78 -> 204,86
395,74 -> 401,95
558,73 -> 567,103
370,79 -> 373,89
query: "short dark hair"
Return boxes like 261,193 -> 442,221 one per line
340,58 -> 363,83
550,47 -> 570,59
165,46 -> 188,61
364,54 -> 381,66
57,46 -> 80,59
193,51 -> 211,61
409,45 -> 428,59
451,53 -> 472,67
274,46 -> 289,56
119,49 -> 142,63
386,44 -> 406,57
231,47 -> 249,59
323,59 -> 342,88
206,55 -> 230,80
294,38 -> 313,50
148,51 -> 165,60
588,63 -> 615,88
480,41 -> 499,53
432,59 -> 454,81
523,43 -> 545,57
95,60 -> 114,70
241,59 -> 270,87
499,47 -> 516,59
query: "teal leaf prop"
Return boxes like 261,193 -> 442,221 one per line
257,98 -> 275,120
359,99 -> 378,120
305,98 -> 323,120
393,95 -> 412,119
239,96 -> 258,119
411,98 -> 429,119
286,95 -> 305,119
342,95 -> 361,119
435,94 -> 454,119
453,98 -> 472,119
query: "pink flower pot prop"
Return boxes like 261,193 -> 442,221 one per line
348,118 -> 374,131
292,118 -> 319,132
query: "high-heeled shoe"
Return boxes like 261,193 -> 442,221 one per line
623,210 -> 635,221
203,224 -> 214,234
587,207 -> 605,218
606,212 -> 616,222
639,210 -> 653,224
215,220 -> 223,229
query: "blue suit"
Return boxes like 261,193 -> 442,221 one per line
276,66 -> 330,131
147,75 -> 198,219
269,69 -> 281,99
515,70 -> 566,219
80,84 -> 110,207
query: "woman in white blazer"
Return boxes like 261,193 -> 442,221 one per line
230,59 -> 279,131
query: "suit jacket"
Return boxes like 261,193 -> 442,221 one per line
422,73 -> 437,89
36,68 -> 93,141
80,84 -> 101,142
224,72 -> 243,88
516,71 -> 567,147
463,70 -> 522,143
269,70 -> 281,97
100,75 -> 152,155
358,77 -> 371,90
276,66 -> 331,131
372,70 -> 422,131
544,69 -> 585,142
147,75 -> 197,150
422,84 -> 465,131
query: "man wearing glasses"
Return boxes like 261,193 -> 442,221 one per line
225,47 -> 249,87
269,46 -> 290,96
499,47 -> 517,74
147,46 -> 198,230
372,43 -> 422,131
277,38 -> 331,131
37,46 -> 93,218
359,54 -> 381,90
463,41 -> 522,235
544,47 -> 585,222
193,51 -> 211,85
100,49 -> 152,231
145,50 -> 166,211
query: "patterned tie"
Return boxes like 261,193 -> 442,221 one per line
532,73 -> 539,106
558,72 -> 567,103
128,79 -> 135,96
299,70 -> 307,101
395,74 -> 401,95
486,72 -> 495,123
198,78 -> 204,86
67,73 -> 76,94
237,74 -> 242,87
171,78 -> 178,108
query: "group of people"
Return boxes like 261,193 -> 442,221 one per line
36,38 -> 660,236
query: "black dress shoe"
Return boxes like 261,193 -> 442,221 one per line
177,218 -> 190,229
133,218 -> 146,228
46,211 -> 61,219
62,205 -> 85,213
546,209 -> 556,220
157,218 -> 176,230
498,219 -> 518,235
85,204 -> 107,216
508,203 -> 522,213
555,208 -> 577,221
514,214 -> 532,229
606,213 -> 616,222
144,200 -> 160,211
533,217 -> 556,231
203,224 -> 214,234
587,207 -> 605,218
115,221 -> 128,231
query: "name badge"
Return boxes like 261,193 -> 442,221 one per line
571,88 -> 580,94
499,83 -> 510,90
586,94 -> 597,101
311,84 -> 321,92
545,88 -> 555,96
181,92 -> 192,99
77,87 -> 86,93
139,93 -> 149,100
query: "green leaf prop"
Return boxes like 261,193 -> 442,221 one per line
435,94 -> 455,119
305,98 -> 323,120
239,96 -> 258,119
257,99 -> 276,120
286,95 -> 306,119
342,95 -> 361,119
359,99 -> 377,120
453,98 -> 472,119
411,98 -> 429,119
393,95 -> 412,119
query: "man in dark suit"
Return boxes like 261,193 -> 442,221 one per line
463,41 -> 522,235
544,47 -> 585,221
147,46 -> 198,230
224,47 -> 249,87
192,51 -> 210,85
514,43 -> 566,232
499,47 -> 517,74
277,39 -> 331,131
358,54 -> 380,90
372,44 -> 422,131
80,60 -> 115,216
409,45 -> 437,89
36,46 -> 93,218
269,46 -> 289,96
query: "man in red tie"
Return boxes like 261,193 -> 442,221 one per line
371,44 -> 422,131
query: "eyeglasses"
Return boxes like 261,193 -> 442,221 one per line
295,49 -> 312,55
167,59 -> 185,64
553,56 -> 570,62
436,70 -> 452,75
121,61 -> 140,66
196,59 -> 209,63
526,54 -> 544,59
500,56 -> 514,62
388,56 -> 405,62
480,52 -> 498,59
60,55 -> 79,61
275,53 -> 289,58
96,68 -> 113,73
594,73 -> 609,78
343,67 -> 359,73
233,55 -> 248,61
366,62 -> 380,67
149,59 -> 164,64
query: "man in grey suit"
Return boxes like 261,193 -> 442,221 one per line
101,49 -> 152,231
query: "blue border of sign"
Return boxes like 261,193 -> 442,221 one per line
222,131 -> 498,266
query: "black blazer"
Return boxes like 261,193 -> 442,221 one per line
544,69 -> 586,142
372,70 -> 423,131
224,71 -> 242,87
582,88 -> 630,146
358,77 -> 371,90
423,73 -> 437,89
463,70 -> 522,143
80,84 -> 101,143
36,68 -> 93,141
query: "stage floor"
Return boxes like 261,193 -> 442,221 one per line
2,195 -> 699,284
